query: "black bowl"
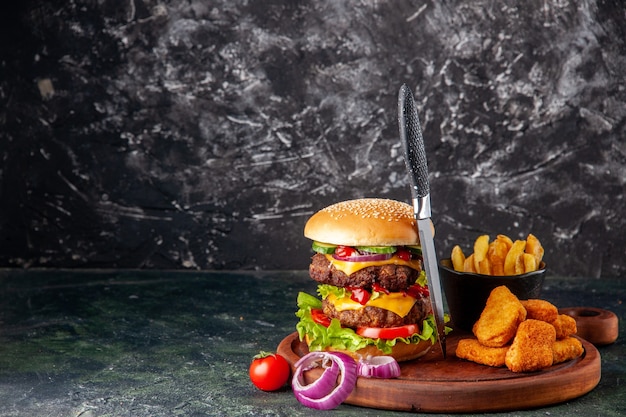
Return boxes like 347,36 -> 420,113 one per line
439,258 -> 546,332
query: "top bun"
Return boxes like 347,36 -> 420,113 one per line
304,198 -> 420,246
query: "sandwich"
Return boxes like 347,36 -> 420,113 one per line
295,198 -> 439,362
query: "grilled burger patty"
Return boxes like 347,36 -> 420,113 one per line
309,253 -> 422,292
322,297 -> 432,328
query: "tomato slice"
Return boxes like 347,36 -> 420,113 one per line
395,248 -> 412,262
356,324 -> 419,340
310,308 -> 331,327
334,245 -> 357,258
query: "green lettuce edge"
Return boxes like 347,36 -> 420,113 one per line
295,289 -> 451,355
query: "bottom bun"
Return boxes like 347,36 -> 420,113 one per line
305,335 -> 431,362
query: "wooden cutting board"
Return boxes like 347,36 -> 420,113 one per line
277,331 -> 600,413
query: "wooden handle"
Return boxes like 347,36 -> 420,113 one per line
559,307 -> 619,346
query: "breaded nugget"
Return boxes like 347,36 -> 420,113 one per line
551,314 -> 577,339
505,319 -> 556,372
553,337 -> 584,364
521,299 -> 558,323
456,338 -> 509,367
473,286 -> 527,347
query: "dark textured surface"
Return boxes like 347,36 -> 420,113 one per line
0,269 -> 624,416
1,1 -> 625,277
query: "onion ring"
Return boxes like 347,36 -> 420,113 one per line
292,353 -> 340,399
292,352 -> 357,410
332,253 -> 392,262
357,355 -> 401,379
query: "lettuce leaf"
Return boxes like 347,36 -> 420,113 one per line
317,284 -> 346,300
415,269 -> 428,287
295,289 -> 450,355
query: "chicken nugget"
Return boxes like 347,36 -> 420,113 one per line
552,337 -> 584,364
505,319 -> 556,372
551,314 -> 577,339
521,299 -> 558,323
473,286 -> 527,347
455,338 -> 509,367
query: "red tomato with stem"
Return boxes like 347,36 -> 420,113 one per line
249,351 -> 291,391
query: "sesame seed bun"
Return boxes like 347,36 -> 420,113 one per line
304,198 -> 420,247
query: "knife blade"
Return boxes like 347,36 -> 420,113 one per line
398,83 -> 447,358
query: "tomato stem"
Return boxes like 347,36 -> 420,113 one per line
253,350 -> 276,360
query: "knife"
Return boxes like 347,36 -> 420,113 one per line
398,84 -> 447,358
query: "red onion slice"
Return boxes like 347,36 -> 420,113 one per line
357,355 -> 401,379
292,353 -> 340,399
332,253 -> 392,262
292,352 -> 357,410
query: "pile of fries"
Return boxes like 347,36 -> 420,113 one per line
450,234 -> 544,275
456,286 -> 583,372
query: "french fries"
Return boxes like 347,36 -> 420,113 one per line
487,238 -> 508,276
451,245 -> 466,272
473,235 -> 490,273
450,233 -> 544,275
526,234 -> 544,267
504,240 -> 526,275
464,253 -> 477,273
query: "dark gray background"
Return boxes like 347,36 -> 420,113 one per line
1,0 -> 625,278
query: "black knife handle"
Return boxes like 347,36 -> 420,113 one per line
398,84 -> 430,198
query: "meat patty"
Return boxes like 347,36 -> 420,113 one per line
309,253 -> 422,292
322,297 -> 432,328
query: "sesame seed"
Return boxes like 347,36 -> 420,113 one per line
321,198 -> 413,221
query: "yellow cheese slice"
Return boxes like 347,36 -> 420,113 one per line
324,254 -> 422,276
327,292 -> 417,318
